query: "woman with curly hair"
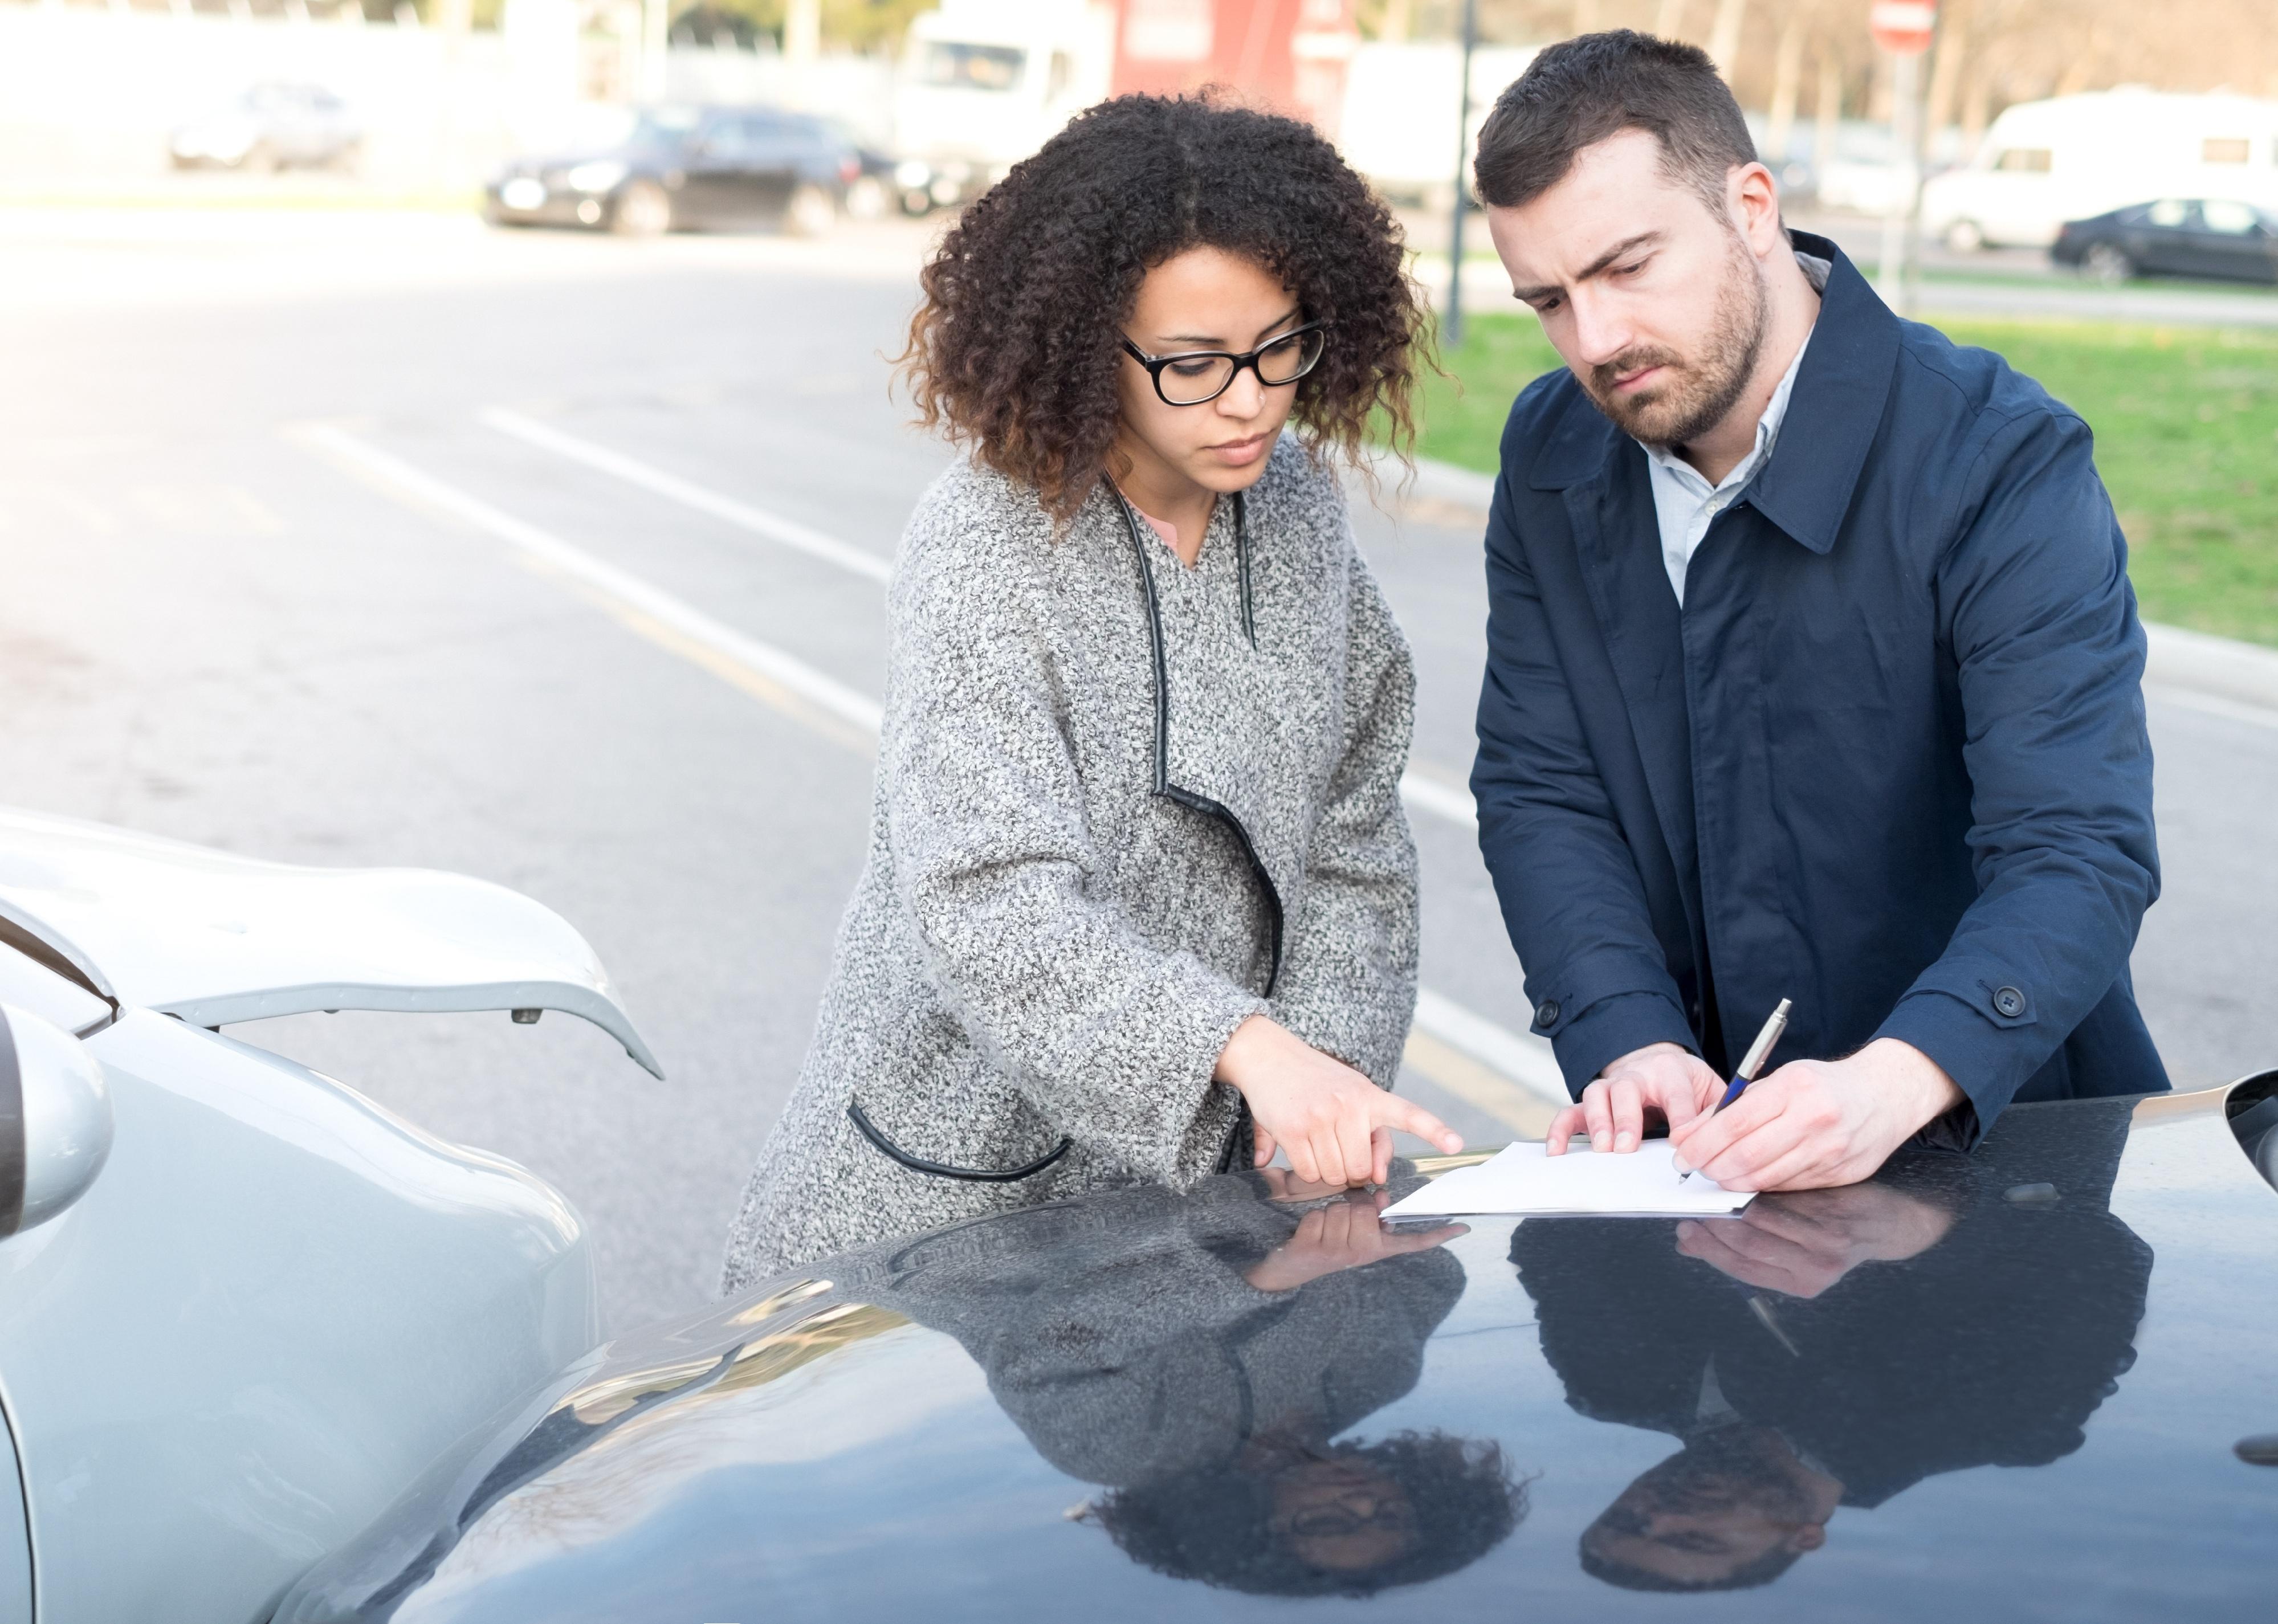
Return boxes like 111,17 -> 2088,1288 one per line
722,92 -> 1459,1289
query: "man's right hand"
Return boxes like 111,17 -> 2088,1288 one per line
1546,1041 -> 1722,1155
1217,1015 -> 1462,1186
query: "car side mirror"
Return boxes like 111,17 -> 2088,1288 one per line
1,1003 -> 113,1238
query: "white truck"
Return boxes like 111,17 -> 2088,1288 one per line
890,0 -> 1116,210
1922,88 -> 2278,251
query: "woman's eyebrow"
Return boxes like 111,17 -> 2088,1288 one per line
1155,309 -> 1303,348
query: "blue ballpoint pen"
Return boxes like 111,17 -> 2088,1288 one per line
1678,998 -> 1792,1184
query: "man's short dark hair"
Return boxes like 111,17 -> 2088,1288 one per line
1472,30 -> 1758,215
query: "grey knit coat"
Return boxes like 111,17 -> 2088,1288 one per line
720,436 -> 1420,1292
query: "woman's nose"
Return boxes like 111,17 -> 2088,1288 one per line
1218,366 -> 1268,417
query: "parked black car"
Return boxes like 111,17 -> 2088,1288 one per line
279,1075 -> 2278,1621
2052,198 -> 2278,286
484,106 -> 861,238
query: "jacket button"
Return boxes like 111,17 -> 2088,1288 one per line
1993,986 -> 2027,1019
1535,1000 -> 1561,1029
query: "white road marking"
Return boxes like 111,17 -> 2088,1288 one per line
2147,680 -> 2278,733
481,408 -> 894,584
301,424 -> 1546,1132
293,423 -> 883,735
1412,988 -> 1568,1106
480,405 -> 1485,831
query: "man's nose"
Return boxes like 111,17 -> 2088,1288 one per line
1566,288 -> 1635,369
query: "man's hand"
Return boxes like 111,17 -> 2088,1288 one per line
1218,1016 -> 1462,1187
1243,1189 -> 1467,1293
1547,1042 -> 1722,1156
1673,1183 -> 1959,1297
1670,1038 -> 1963,1192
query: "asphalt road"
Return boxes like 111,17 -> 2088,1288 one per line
3,210 -> 2272,1333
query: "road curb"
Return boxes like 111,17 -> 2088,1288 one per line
1371,453 -> 2278,717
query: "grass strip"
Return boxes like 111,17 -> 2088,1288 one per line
1413,313 -> 2278,646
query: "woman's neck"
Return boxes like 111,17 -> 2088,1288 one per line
1112,434 -> 1217,566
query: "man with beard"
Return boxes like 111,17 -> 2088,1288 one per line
1467,31 -> 2166,1188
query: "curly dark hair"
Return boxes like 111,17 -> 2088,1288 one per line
899,92 -> 1428,519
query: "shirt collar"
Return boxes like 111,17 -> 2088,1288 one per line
1525,233 -> 1904,556
1635,248 -> 1827,493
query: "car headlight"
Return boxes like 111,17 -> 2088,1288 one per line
893,158 -> 931,189
565,160 -> 629,194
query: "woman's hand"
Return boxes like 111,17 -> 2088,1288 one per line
1546,1041 -> 1722,1155
1216,1016 -> 1461,1186
1244,1189 -> 1468,1292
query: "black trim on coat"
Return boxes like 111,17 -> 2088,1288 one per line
1109,483 -> 1285,997
846,1099 -> 1074,1184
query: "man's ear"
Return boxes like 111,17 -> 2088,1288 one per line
1729,161 -> 1785,256
1787,1522 -> 1828,1553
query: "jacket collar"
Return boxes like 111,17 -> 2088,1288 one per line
1525,231 -> 1901,556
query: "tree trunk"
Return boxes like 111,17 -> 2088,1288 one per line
1814,46 -> 1842,173
1923,0 -> 1971,154
1653,0 -> 1688,43
1765,9 -> 1806,161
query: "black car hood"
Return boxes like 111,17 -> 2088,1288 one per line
277,1082 -> 2278,1622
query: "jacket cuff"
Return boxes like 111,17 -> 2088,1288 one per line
1547,991 -> 1699,1099
1874,989 -> 2037,1146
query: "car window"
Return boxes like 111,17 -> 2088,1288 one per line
916,42 -> 1025,92
2202,137 -> 2250,165
0,929 -> 110,1036
1991,147 -> 2052,173
2200,199 -> 2259,235
2147,199 -> 2190,228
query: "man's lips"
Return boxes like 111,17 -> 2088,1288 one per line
1611,364 -> 1666,393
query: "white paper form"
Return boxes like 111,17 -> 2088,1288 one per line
1381,1140 -> 1754,1219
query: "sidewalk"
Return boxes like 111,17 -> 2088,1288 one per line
1366,452 -> 2278,716
1412,253 -> 2278,329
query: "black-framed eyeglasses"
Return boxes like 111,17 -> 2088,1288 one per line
1118,320 -> 1330,407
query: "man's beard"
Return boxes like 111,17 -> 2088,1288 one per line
1583,232 -> 1769,451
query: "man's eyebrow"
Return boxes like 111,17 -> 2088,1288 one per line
1510,232 -> 1663,303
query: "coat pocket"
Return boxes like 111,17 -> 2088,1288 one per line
845,1097 -> 1073,1184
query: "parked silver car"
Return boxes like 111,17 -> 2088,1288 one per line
0,804 -> 655,1624
169,84 -> 363,173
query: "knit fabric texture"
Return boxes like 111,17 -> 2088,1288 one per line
721,436 -> 1420,1292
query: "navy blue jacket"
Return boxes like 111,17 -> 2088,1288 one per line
1472,235 -> 2167,1138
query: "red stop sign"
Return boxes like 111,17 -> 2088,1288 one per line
1869,0 -> 1937,55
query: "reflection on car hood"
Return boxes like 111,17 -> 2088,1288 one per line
280,1083 -> 2278,1621
0,803 -> 658,1073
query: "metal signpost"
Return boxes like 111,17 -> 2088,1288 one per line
1869,0 -> 1938,312
1446,0 -> 1479,346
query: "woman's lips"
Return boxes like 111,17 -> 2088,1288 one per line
1209,431 -> 1273,465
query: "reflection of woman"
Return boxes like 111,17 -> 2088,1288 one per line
724,94 -> 1456,1288
838,1175 -> 1520,1598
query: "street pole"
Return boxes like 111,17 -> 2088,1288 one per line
1446,0 -> 1478,348
1868,1 -> 1937,313
1877,47 -> 1920,312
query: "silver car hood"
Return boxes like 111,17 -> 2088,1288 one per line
0,805 -> 660,1075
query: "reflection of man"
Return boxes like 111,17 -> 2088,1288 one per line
847,1172 -> 1522,1598
1513,1099 -> 2151,1592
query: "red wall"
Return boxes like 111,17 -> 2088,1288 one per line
1110,0 -> 1357,136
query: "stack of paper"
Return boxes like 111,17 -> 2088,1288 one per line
1382,1140 -> 1754,1219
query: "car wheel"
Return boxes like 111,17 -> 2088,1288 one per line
844,176 -> 887,220
239,141 -> 279,175
1943,218 -> 1984,253
610,179 -> 672,238
785,182 -> 837,239
2081,242 -> 2133,287
899,187 -> 934,217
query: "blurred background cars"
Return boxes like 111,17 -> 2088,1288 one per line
166,81 -> 361,173
2053,199 -> 2278,285
485,104 -> 861,237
